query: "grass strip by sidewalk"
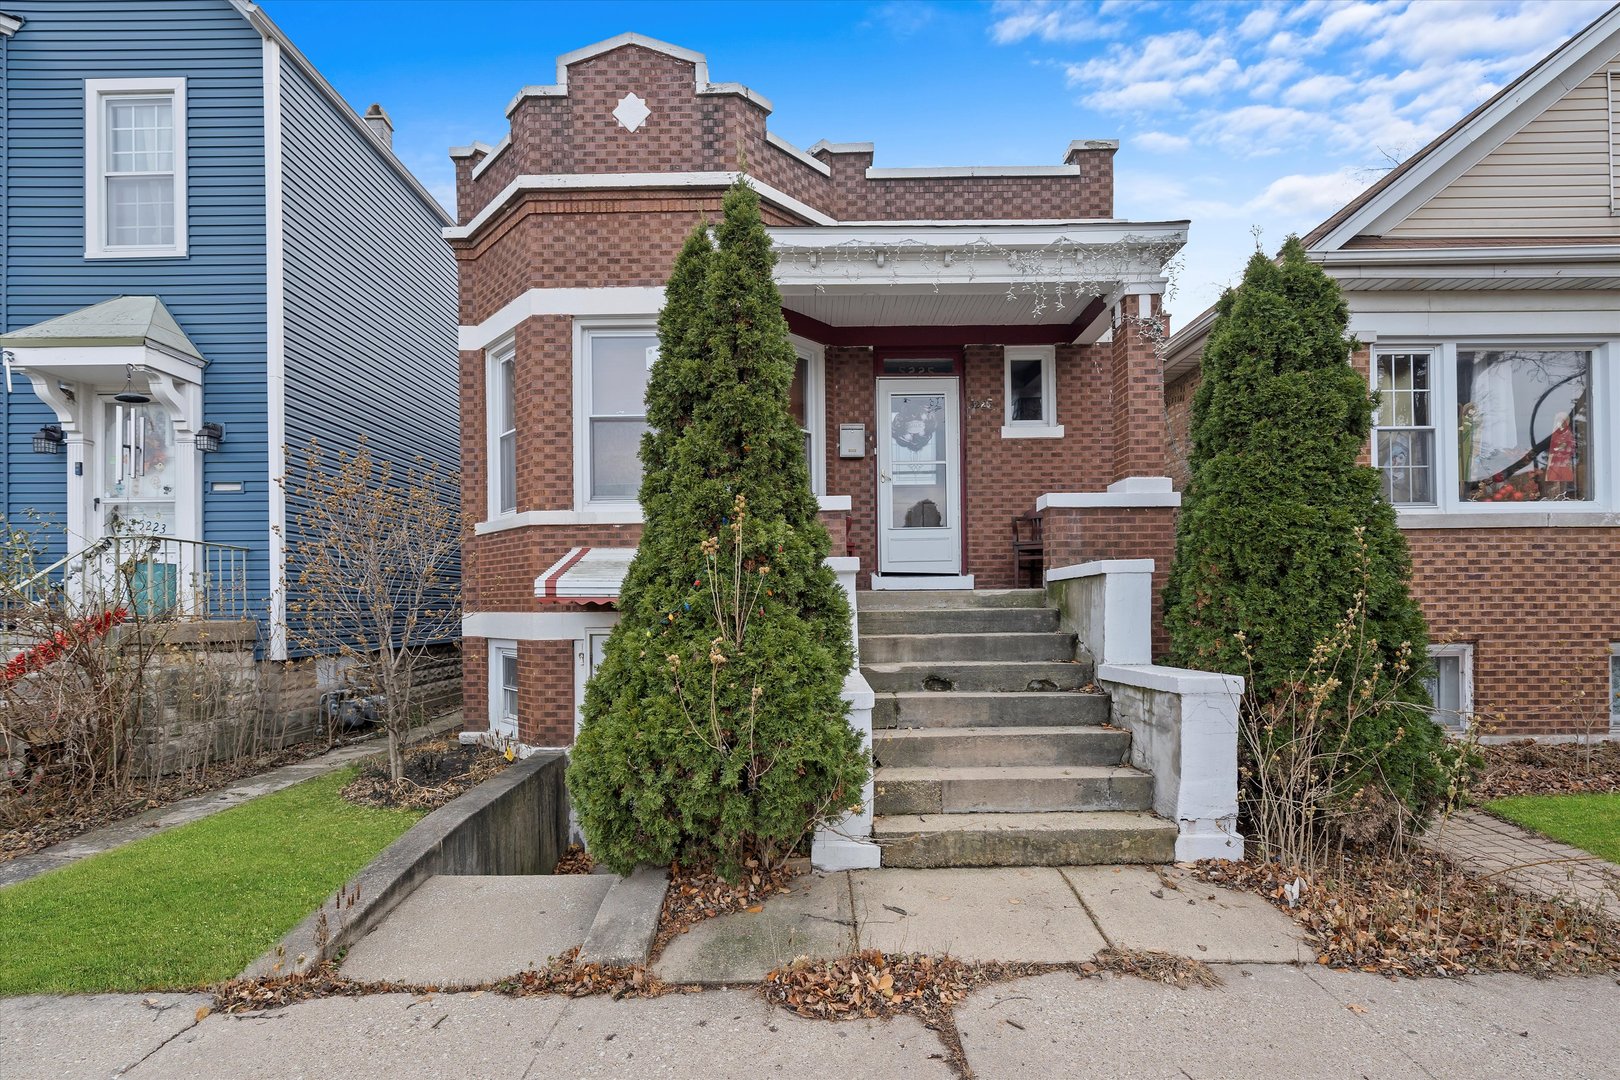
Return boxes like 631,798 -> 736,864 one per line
1484,793 -> 1620,866
0,767 -> 421,996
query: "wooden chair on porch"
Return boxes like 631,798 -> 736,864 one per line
1011,512 -> 1044,588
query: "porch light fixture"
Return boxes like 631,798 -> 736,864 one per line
32,425 -> 64,455
195,421 -> 224,454
114,364 -> 150,404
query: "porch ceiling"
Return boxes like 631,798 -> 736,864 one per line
767,220 -> 1186,340
780,287 -> 1085,327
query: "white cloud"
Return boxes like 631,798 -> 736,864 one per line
1245,167 -> 1371,219
1136,130 -> 1191,153
1236,6 -> 1280,40
990,0 -> 1124,44
1282,73 -> 1357,106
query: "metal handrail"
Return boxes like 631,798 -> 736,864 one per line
4,534 -> 253,622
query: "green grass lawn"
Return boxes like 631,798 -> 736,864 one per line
0,767 -> 422,995
1484,793 -> 1620,866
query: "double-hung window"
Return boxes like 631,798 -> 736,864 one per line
1002,346 -> 1062,437
487,340 -> 517,517
1373,351 -> 1436,505
788,338 -> 825,494
85,78 -> 187,258
579,326 -> 656,505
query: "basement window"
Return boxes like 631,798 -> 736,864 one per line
1424,644 -> 1473,732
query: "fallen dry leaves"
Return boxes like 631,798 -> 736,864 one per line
1473,740 -> 1620,800
650,857 -> 802,958
553,844 -> 595,875
340,739 -> 508,812
1197,851 -> 1620,978
1081,947 -> 1223,989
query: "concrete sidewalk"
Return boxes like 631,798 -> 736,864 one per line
5,965 -> 1617,1079
0,712 -> 462,889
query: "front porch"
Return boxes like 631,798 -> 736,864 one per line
769,220 -> 1187,596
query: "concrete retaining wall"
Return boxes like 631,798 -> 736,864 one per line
244,750 -> 569,978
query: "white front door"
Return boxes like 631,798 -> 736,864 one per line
877,377 -> 962,575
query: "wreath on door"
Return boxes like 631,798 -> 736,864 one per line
891,401 -> 940,453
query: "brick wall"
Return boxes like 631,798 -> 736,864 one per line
1406,528 -> 1619,737
1041,506 -> 1178,657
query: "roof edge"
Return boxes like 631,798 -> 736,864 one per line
230,0 -> 453,226
503,32 -> 773,118
0,11 -> 22,35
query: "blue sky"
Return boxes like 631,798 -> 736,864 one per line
265,0 -> 1610,319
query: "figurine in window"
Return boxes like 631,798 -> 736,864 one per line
1543,411 -> 1576,499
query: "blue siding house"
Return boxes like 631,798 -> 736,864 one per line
0,0 -> 458,660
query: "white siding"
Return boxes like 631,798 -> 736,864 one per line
1390,66 -> 1620,238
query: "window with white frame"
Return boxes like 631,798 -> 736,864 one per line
1423,644 -> 1473,731
1374,345 -> 1604,511
85,78 -> 187,258
490,641 -> 519,740
1609,643 -> 1620,734
1456,349 -> 1591,504
487,341 -> 517,517
1003,346 -> 1060,436
788,339 -> 825,494
580,327 -> 657,503
1373,351 -> 1436,505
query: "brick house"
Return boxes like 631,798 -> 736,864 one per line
1166,9 -> 1620,742
450,34 -> 1190,754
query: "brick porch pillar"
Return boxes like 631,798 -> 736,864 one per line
1038,289 -> 1179,657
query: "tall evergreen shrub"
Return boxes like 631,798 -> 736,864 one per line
567,180 -> 865,877
1164,237 -> 1447,821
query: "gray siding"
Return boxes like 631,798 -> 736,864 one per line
0,0 -> 269,580
278,52 -> 459,647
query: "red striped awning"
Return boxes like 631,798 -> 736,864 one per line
534,546 -> 634,606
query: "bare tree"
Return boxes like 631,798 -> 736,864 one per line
284,438 -> 460,780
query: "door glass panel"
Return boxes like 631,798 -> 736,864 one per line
892,463 -> 948,528
889,393 -> 946,460
889,392 -> 949,529
103,400 -> 177,535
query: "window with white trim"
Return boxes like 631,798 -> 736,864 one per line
490,641 -> 519,741
1372,344 -> 1607,513
581,327 -> 656,504
1373,351 -> 1435,505
488,340 -> 517,517
1609,643 -> 1620,734
788,338 -> 825,494
85,78 -> 187,258
1002,345 -> 1061,437
1457,349 -> 1591,504
1423,644 -> 1473,731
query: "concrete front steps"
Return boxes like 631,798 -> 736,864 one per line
860,587 -> 1172,867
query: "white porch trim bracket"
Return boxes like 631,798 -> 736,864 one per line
1045,559 -> 1245,861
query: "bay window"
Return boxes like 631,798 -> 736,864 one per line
85,78 -> 187,258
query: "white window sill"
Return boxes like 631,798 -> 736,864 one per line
84,246 -> 188,260
1001,424 -> 1065,440
1396,508 -> 1620,528
818,495 -> 852,512
474,507 -> 642,533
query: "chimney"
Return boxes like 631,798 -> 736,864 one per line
363,103 -> 394,149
